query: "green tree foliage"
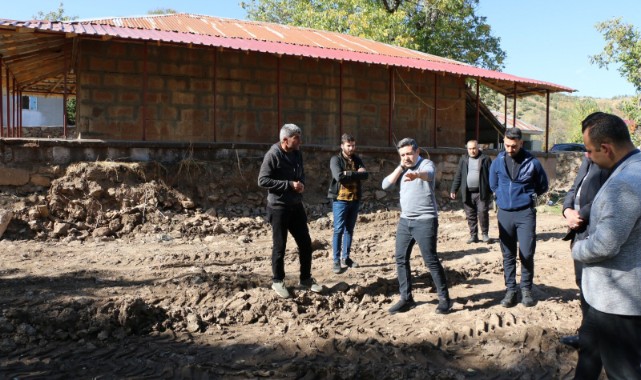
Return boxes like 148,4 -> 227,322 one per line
66,98 -> 76,125
591,18 -> 641,94
566,98 -> 601,143
33,2 -> 78,21
241,0 -> 505,70
148,8 -> 178,15
591,18 -> 641,131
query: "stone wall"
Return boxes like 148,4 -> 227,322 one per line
20,126 -> 77,139
0,139 -> 568,211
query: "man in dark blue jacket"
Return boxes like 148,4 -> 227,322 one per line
489,128 -> 548,308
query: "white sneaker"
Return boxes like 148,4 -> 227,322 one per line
272,281 -> 291,299
299,277 -> 323,293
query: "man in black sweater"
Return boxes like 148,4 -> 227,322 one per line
258,123 -> 323,298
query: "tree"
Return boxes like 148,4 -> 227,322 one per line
240,0 -> 505,70
148,8 -> 178,15
566,98 -> 600,143
591,18 -> 641,94
33,2 -> 78,21
591,17 -> 641,131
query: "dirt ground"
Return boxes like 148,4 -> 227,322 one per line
0,162 -> 590,379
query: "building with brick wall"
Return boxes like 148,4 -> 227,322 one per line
0,14 -> 572,149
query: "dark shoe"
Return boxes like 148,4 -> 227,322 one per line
500,290 -> 518,308
521,289 -> 535,307
272,281 -> 291,299
435,298 -> 453,314
388,298 -> 417,315
299,277 -> 323,293
332,261 -> 342,274
560,335 -> 580,349
466,236 -> 479,244
482,234 -> 491,243
341,258 -> 359,268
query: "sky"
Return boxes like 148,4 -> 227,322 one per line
2,1 -> 639,99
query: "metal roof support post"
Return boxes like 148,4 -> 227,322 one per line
545,90 -> 550,152
512,82 -> 517,128
339,61 -> 343,138
212,49 -> 217,142
0,58 -> 3,137
388,67 -> 393,146
63,53 -> 68,138
141,42 -> 148,141
6,67 -> 10,137
433,73 -> 437,148
503,93 -> 508,145
277,56 -> 281,131
475,77 -> 480,140
18,90 -> 22,137
12,76 -> 16,137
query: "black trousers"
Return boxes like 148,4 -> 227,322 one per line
497,207 -> 536,291
463,192 -> 490,236
574,305 -> 641,380
267,204 -> 313,282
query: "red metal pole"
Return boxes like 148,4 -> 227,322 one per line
6,67 -> 10,137
512,82 -> 517,128
433,73 -> 437,148
277,56 -> 281,131
475,77 -> 480,140
339,61 -> 343,138
0,58 -> 3,137
12,76 -> 16,137
63,52 -> 68,138
212,49 -> 217,142
545,90 -> 550,152
388,67 -> 393,146
18,90 -> 22,137
142,42 -> 148,141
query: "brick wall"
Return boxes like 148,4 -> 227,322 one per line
76,40 -> 467,148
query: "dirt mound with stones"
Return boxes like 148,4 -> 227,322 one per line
0,162 -> 586,379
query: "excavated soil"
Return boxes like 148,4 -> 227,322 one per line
0,162 -> 590,379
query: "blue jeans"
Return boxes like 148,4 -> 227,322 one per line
395,217 -> 449,301
497,208 -> 536,291
332,200 -> 360,262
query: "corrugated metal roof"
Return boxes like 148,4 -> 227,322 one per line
0,13 -> 574,96
491,111 -> 544,135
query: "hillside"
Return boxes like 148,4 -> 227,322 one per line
511,94 -> 632,147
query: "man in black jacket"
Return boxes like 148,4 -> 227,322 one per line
258,123 -> 323,299
450,140 -> 493,243
327,134 -> 369,274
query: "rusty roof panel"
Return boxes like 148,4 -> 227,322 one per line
0,14 -> 574,95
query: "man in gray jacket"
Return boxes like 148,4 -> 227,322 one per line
572,112 -> 641,379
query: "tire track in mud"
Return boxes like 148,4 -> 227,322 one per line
0,209 -> 581,378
